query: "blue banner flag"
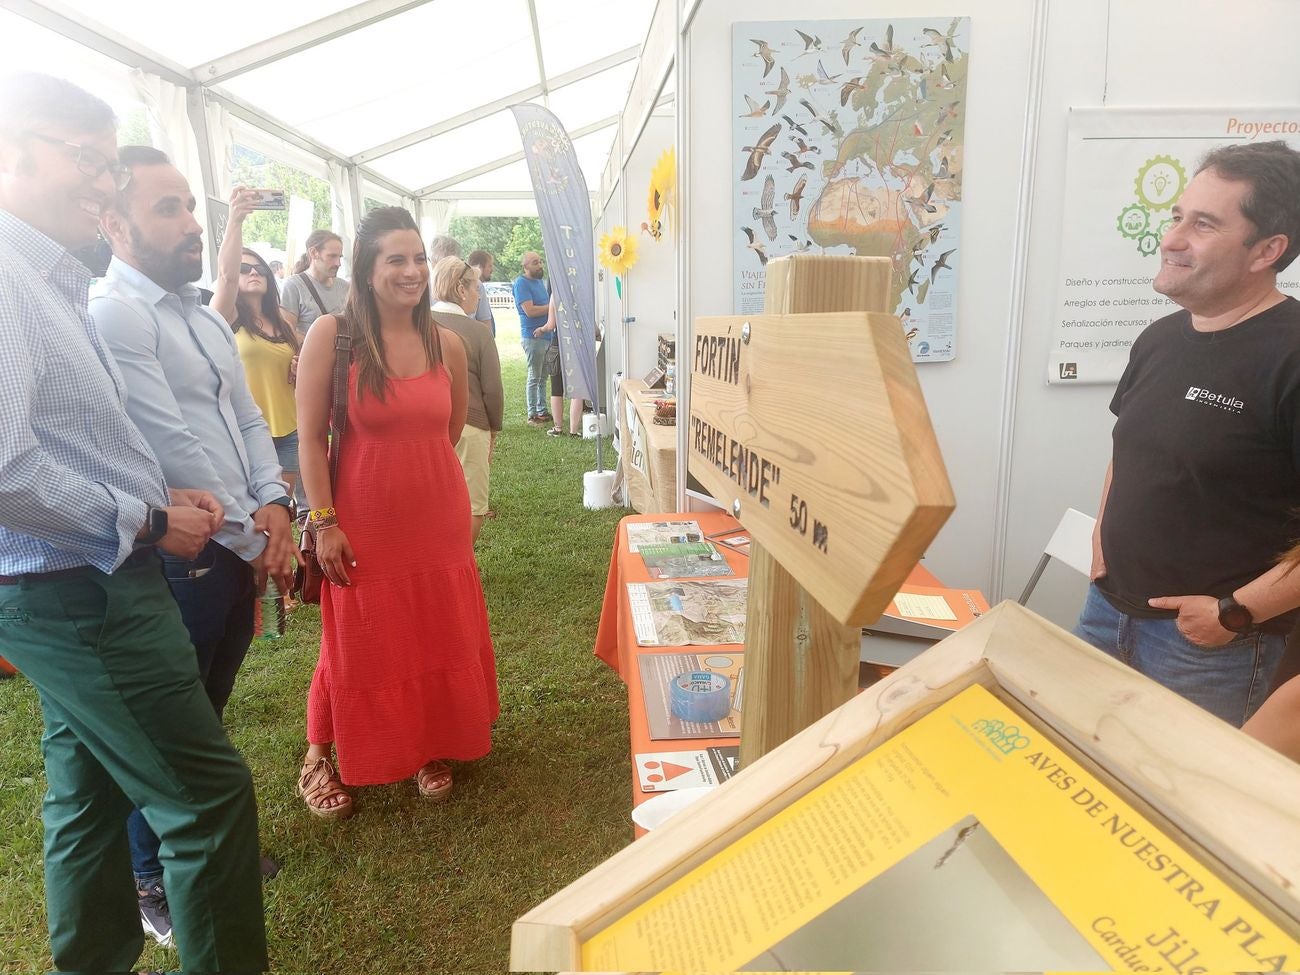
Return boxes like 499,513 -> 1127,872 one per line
510,104 -> 598,405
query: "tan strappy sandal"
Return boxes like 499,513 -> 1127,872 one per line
415,760 -> 453,801
299,756 -> 354,820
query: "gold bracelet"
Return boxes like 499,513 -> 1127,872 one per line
308,506 -> 336,523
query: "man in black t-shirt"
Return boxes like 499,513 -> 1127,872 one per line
1076,141 -> 1300,727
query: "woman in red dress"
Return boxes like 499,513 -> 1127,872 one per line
294,207 -> 498,818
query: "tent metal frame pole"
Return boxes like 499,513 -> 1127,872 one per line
674,0 -> 692,511
185,86 -> 222,271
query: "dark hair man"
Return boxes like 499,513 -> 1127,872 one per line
93,146 -> 294,946
282,227 -> 346,334
467,248 -> 496,336
0,73 -> 266,972
1076,140 -> 1300,727
515,250 -> 551,423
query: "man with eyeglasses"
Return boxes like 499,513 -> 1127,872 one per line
91,153 -> 294,946
0,73 -> 267,972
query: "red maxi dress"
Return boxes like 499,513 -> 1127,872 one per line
307,362 -> 498,785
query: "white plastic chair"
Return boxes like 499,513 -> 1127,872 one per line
1017,507 -> 1097,605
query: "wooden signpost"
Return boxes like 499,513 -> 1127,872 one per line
688,255 -> 954,762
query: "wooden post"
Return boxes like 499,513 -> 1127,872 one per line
740,256 -> 895,764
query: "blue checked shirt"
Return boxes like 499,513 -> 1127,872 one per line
0,210 -> 168,574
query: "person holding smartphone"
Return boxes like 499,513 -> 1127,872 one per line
213,186 -> 305,514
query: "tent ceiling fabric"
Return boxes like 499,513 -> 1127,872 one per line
13,0 -> 657,200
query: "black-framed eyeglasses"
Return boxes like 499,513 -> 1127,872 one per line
25,131 -> 132,191
239,262 -> 264,276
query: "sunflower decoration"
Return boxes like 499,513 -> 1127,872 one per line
644,148 -> 676,241
598,226 -> 639,300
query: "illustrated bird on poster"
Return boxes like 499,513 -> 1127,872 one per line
930,248 -> 956,283
935,100 -> 961,128
839,77 -> 867,107
813,59 -> 841,86
840,27 -> 864,64
741,227 -> 769,265
906,266 -> 921,294
751,39 -> 776,78
752,176 -> 778,240
868,23 -> 899,62
780,151 -> 814,173
791,136 -> 820,156
799,98 -> 841,137
935,156 -> 954,181
795,29 -> 824,55
922,25 -> 959,63
785,175 -> 807,220
787,235 -> 813,253
739,95 -> 771,119
935,63 -> 956,90
782,114 -> 808,137
904,182 -> 938,218
740,123 -> 781,181
763,68 -> 791,114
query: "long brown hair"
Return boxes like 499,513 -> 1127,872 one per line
292,228 -> 342,274
344,206 -> 441,401
232,248 -> 298,349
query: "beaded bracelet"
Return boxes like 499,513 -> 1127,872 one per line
310,515 -> 339,532
308,506 -> 336,524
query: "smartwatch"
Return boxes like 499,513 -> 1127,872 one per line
267,496 -> 292,510
1217,595 -> 1254,634
140,506 -> 168,545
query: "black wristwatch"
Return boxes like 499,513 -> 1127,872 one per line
140,506 -> 168,545
1217,595 -> 1254,634
267,496 -> 292,510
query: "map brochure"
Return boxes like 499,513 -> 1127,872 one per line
638,652 -> 744,740
638,541 -> 735,579
583,684 -> 1300,972
635,746 -> 741,793
627,579 -> 748,647
625,520 -> 705,552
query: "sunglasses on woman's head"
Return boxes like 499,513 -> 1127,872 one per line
239,262 -> 264,276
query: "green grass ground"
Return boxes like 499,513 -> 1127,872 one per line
0,331 -> 633,973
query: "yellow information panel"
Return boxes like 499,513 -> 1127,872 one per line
583,686 -> 1298,972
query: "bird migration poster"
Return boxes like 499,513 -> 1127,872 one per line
580,683 -> 1300,972
732,18 -> 969,363
1049,107 -> 1300,384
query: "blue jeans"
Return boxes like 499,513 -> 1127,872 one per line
272,429 -> 307,511
522,337 -> 550,417
1074,583 -> 1284,727
127,541 -> 255,882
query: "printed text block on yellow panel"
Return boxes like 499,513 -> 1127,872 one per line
687,312 -> 952,626
580,685 -> 1299,973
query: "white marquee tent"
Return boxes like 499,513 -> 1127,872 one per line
0,0 -> 669,237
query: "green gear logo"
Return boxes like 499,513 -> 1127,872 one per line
1136,232 -> 1160,257
1135,155 -> 1186,211
1117,204 -> 1149,239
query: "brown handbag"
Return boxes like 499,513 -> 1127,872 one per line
294,316 -> 352,603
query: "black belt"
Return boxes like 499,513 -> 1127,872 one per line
0,547 -> 157,586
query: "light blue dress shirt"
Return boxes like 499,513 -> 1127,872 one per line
0,210 -> 168,574
91,258 -> 287,561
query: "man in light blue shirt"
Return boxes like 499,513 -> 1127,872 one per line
92,145 -> 294,941
0,72 -> 265,973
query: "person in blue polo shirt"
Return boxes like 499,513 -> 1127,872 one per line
514,250 -> 552,424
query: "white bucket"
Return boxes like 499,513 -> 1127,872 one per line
583,470 -> 616,509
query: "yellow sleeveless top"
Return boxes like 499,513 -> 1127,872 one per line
234,328 -> 297,437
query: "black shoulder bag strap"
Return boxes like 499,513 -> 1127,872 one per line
299,271 -> 330,318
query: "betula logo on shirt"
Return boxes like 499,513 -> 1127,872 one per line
1184,386 -> 1244,413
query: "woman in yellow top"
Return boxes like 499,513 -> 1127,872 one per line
213,187 -> 304,508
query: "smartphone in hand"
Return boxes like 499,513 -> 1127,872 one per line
250,189 -> 287,210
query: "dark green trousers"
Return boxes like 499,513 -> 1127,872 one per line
0,556 -> 267,974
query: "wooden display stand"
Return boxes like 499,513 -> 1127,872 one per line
512,255 -> 1300,971
512,602 -> 1300,971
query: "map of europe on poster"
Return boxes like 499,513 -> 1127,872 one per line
732,19 -> 970,362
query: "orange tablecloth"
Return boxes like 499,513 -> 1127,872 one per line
596,512 -> 940,833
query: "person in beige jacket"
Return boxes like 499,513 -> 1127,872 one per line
431,256 -> 503,542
